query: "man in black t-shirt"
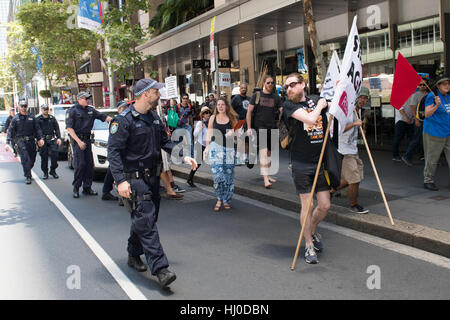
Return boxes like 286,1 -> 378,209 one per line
231,84 -> 251,164
246,76 -> 282,188
282,73 -> 330,265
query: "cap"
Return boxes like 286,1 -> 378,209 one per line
200,106 -> 211,116
434,76 -> 450,86
117,100 -> 128,110
359,86 -> 370,97
77,91 -> 92,100
133,78 -> 164,97
40,104 -> 49,110
19,100 -> 28,107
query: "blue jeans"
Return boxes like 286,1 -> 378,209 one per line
392,121 -> 414,158
403,123 -> 424,161
177,124 -> 194,157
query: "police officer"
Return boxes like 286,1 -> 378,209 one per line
66,92 -> 112,198
37,104 -> 61,179
108,78 -> 197,289
5,100 -> 44,184
3,108 -> 15,133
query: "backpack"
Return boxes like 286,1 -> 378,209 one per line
279,95 -> 321,150
166,106 -> 180,129
415,94 -> 429,121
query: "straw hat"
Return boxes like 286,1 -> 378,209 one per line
200,106 -> 211,117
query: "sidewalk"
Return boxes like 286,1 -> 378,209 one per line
171,148 -> 450,258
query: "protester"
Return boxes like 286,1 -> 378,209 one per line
392,92 -> 415,162
246,75 -> 282,188
176,94 -> 194,157
204,98 -> 238,211
282,73 -> 330,264
401,78 -> 429,166
333,87 -> 369,214
231,83 -> 251,165
187,106 -> 211,187
422,76 -> 450,191
209,93 -> 217,112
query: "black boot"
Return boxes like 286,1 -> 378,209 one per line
127,255 -> 147,272
26,177 -> 32,184
187,170 -> 196,187
43,172 -> 49,180
82,188 -> 98,196
49,171 -> 59,179
73,187 -> 79,198
156,267 -> 176,288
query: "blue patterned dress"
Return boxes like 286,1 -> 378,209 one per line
209,141 -> 236,204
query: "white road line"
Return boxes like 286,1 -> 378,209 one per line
32,170 -> 148,300
185,178 -> 450,270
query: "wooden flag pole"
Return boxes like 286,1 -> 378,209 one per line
291,114 -> 333,271
354,110 -> 395,225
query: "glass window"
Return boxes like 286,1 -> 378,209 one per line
398,31 -> 412,48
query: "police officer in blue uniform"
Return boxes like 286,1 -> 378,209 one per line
37,104 -> 61,180
108,79 -> 197,289
5,100 -> 44,184
66,92 -> 112,198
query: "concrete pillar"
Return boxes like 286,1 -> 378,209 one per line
440,0 -> 450,75
238,40 -> 256,93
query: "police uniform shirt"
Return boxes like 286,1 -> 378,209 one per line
7,113 -> 43,144
107,106 -> 179,185
37,114 -> 61,139
65,103 -> 107,135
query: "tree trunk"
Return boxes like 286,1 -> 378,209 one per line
302,0 -> 325,84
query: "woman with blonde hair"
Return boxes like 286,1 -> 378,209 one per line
204,98 -> 239,211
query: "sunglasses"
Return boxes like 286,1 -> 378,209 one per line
265,81 -> 274,85
203,111 -> 211,115
419,84 -> 426,87
284,81 -> 301,90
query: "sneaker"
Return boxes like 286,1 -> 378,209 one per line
173,185 -> 185,193
351,204 -> 369,214
392,156 -> 401,162
304,244 -> 318,264
401,156 -> 413,167
312,232 -> 323,253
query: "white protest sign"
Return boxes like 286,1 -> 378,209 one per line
320,50 -> 341,101
219,73 -> 231,87
159,86 -> 169,100
329,16 -> 362,134
165,76 -> 178,99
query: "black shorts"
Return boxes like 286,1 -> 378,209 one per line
291,161 -> 330,195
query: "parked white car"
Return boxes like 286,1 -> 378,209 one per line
49,104 -> 73,154
67,108 -> 117,174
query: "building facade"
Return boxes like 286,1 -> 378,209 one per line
137,0 -> 450,149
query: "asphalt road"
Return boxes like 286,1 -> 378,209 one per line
0,148 -> 449,300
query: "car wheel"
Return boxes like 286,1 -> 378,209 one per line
67,145 -> 74,169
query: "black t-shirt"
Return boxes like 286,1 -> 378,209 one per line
282,98 -> 328,164
231,94 -> 251,120
250,92 -> 281,129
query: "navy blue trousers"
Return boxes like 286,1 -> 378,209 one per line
39,139 -> 58,174
127,176 -> 169,275
17,140 -> 37,178
72,141 -> 93,189
102,168 -> 114,194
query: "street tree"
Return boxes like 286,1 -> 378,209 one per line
15,1 -> 100,88
302,0 -> 326,84
102,0 -> 155,93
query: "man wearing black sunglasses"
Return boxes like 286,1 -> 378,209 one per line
246,75 -> 282,187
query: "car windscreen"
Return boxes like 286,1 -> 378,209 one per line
53,107 -> 68,121
0,115 -> 8,123
93,112 -> 116,130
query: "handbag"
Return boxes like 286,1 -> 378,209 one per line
323,136 -> 343,189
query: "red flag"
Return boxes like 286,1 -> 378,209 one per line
390,53 -> 422,110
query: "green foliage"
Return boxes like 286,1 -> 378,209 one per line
14,1 -> 100,84
102,0 -> 154,82
39,90 -> 51,98
149,0 -> 214,34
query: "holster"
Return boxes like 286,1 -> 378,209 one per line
122,189 -> 153,213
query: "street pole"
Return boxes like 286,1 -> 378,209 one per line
103,1 -> 116,108
214,46 -> 220,96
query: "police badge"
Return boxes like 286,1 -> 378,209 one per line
110,122 -> 119,134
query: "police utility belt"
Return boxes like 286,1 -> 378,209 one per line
17,136 -> 34,142
124,165 -> 162,183
43,134 -> 56,140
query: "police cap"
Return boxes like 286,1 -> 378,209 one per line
133,78 -> 164,97
40,104 -> 49,110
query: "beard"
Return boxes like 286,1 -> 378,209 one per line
288,90 -> 304,103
